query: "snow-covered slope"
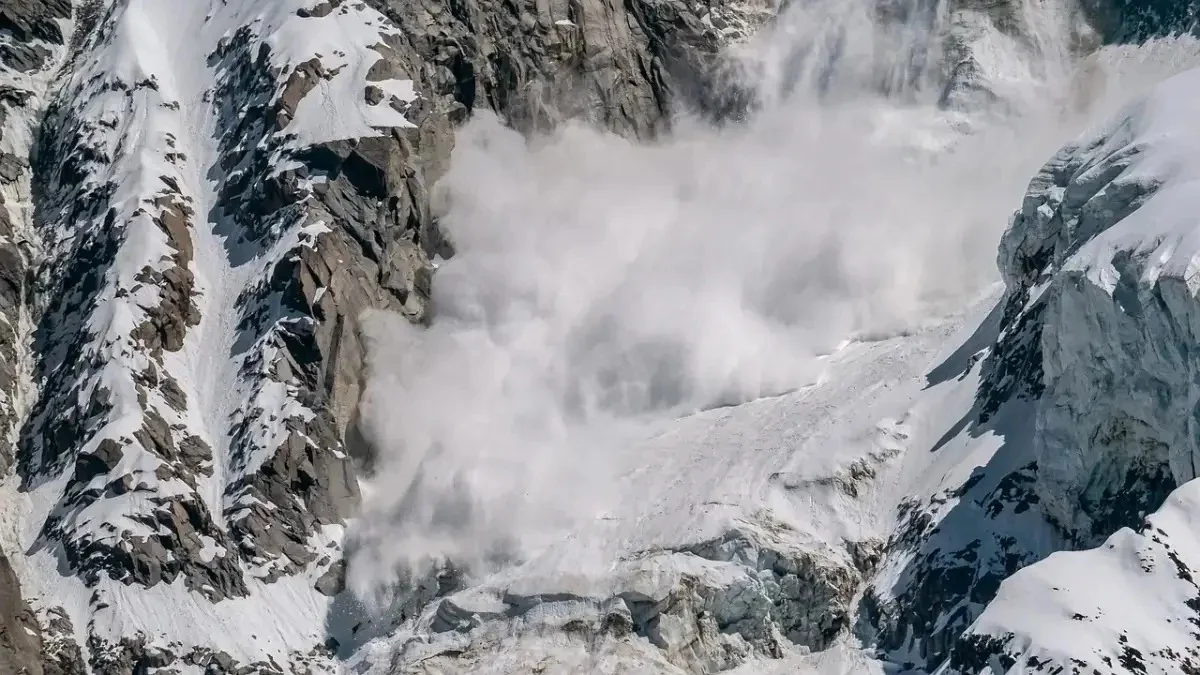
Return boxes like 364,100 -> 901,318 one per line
0,0 -> 777,671
934,62 -> 1200,675
6,0 -> 422,669
1,0 -> 1200,673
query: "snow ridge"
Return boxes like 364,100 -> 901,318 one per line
2,0 -> 1200,672
935,64 -> 1200,675
5,0 -> 429,669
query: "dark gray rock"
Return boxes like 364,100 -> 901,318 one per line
1080,0 -> 1200,42
0,0 -> 71,45
679,529 -> 863,653
273,57 -> 331,129
40,607 -> 86,675
87,634 -> 297,675
0,548 -> 42,675
315,560 -> 346,597
364,0 -> 764,140
0,41 -> 50,73
130,192 -> 202,354
0,152 -> 26,182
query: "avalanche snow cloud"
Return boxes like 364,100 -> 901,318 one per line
344,0 -> 1186,604
6,0 -> 1200,671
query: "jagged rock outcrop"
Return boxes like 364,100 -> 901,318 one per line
363,0 -> 770,141
1081,0 -> 1200,42
912,60 -> 1200,675
990,64 -> 1200,546
859,52 -> 1200,675
938,0 -> 1099,111
377,524 -> 875,674
0,551 -> 42,675
0,0 -> 776,669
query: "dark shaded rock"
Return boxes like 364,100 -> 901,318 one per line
858,449 -> 1056,671
274,58 -> 329,129
0,41 -> 50,73
1080,0 -> 1200,42
0,152 -> 26,182
88,634 -> 176,675
0,0 -> 71,45
40,607 -> 86,675
680,529 -> 862,652
947,632 -> 1019,673
314,559 -> 346,596
297,0 -> 342,19
363,0 -> 763,140
130,192 -> 201,354
0,548 -> 42,675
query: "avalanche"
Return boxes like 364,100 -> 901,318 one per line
344,3 -> 1200,675
1,0 -> 1200,673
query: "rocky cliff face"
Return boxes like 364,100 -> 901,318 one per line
930,62 -> 1200,675
851,36 -> 1200,675
0,0 -> 772,672
0,0 -> 1197,673
362,0 -> 769,141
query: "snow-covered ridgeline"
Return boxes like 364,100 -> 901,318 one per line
845,39 -> 1200,673
4,0 -> 429,669
931,64 -> 1200,675
26,0 -> 242,598
1,0 -> 1200,672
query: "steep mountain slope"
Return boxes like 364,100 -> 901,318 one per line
0,0 -> 773,671
937,62 -> 1200,675
330,14 -> 1200,675
0,0 -> 1199,673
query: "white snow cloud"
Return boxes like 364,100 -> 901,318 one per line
343,0 -> 1200,611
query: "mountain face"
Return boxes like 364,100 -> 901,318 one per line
0,0 -> 771,672
938,63 -> 1200,675
0,0 -> 1198,674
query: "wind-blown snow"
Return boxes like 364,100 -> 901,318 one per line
2,0 -> 1200,671
346,0 -> 1200,606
